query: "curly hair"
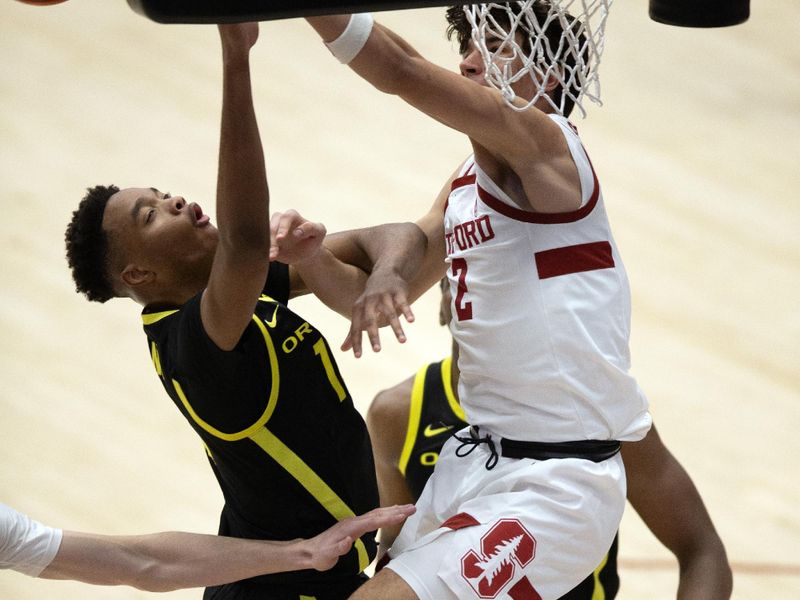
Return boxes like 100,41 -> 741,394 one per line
64,185 -> 119,303
445,3 -> 586,117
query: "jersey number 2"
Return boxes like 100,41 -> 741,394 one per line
452,258 -> 473,321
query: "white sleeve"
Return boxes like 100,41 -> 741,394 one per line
0,503 -> 63,577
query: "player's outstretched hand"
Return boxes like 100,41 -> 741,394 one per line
269,209 -> 327,264
341,270 -> 415,358
305,504 -> 415,572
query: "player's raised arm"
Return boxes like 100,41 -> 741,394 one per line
306,14 -> 561,170
200,23 -> 271,350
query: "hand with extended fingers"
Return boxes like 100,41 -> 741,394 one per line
304,504 -> 415,571
269,209 -> 327,265
342,268 -> 415,358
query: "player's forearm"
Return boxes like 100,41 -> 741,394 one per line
355,222 -> 427,289
293,247 -> 369,317
216,29 -> 270,254
42,531 -> 308,592
307,15 -> 421,96
675,546 -> 733,600
125,533 -> 309,592
324,223 -> 427,298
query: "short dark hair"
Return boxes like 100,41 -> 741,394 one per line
64,185 -> 119,303
446,3 -> 587,117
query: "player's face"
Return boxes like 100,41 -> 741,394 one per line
459,33 -> 536,100
103,186 -> 218,281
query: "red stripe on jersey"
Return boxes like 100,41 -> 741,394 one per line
451,173 -> 476,191
477,163 -> 599,224
441,512 -> 480,530
535,241 -> 615,279
508,577 -> 543,600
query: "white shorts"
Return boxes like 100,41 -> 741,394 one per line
385,429 -> 625,600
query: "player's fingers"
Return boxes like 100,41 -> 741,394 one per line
268,213 -> 284,259
360,505 -> 415,530
347,314 -> 365,358
273,210 -> 299,241
361,301 -> 382,353
336,536 -> 354,555
380,296 -> 406,343
394,293 -> 415,324
365,322 -> 382,353
340,332 -> 353,352
297,221 -> 326,239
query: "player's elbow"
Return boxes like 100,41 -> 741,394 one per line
127,561 -> 187,593
676,537 -> 733,599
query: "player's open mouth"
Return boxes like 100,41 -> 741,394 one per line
191,203 -> 210,227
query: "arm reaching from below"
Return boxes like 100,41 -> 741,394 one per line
623,425 -> 733,600
37,505 -> 415,592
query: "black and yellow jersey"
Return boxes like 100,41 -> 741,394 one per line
402,358 -> 620,600
142,262 -> 378,599
399,357 -> 467,500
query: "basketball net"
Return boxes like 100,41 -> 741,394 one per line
465,0 -> 613,117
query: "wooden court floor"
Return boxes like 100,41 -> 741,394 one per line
1,1 -> 798,598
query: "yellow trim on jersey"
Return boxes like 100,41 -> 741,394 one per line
440,357 -> 466,422
170,315 -> 280,441
202,442 -> 216,464
591,551 -> 609,600
313,339 -> 346,401
250,427 -> 370,573
398,363 -> 428,477
141,309 -> 179,325
150,342 -> 163,377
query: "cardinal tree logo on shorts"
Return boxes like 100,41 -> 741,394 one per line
461,519 -> 537,599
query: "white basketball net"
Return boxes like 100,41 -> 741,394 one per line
464,0 -> 613,117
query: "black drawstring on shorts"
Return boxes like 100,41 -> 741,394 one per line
454,426 -> 499,470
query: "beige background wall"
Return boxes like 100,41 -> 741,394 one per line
1,1 -> 798,598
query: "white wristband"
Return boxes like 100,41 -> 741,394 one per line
325,13 -> 374,64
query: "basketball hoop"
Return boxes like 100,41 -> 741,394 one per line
464,1 -> 613,117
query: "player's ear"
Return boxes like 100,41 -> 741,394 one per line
542,69 -> 561,93
121,264 -> 155,287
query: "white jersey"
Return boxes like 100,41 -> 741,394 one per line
444,114 -> 651,442
0,503 -> 62,576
